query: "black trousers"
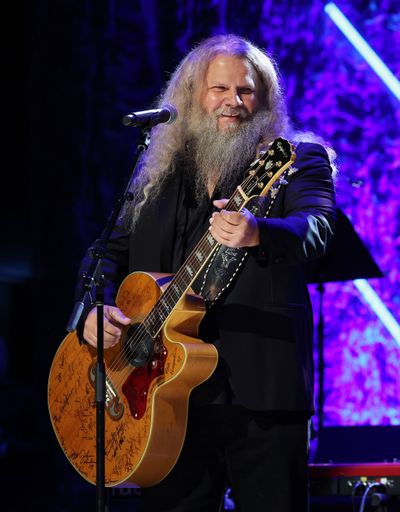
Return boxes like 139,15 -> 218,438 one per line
140,405 -> 310,512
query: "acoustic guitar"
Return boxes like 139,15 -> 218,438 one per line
48,137 -> 295,488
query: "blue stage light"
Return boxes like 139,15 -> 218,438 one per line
354,279 -> 400,347
325,2 -> 400,101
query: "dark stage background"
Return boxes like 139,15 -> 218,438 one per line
1,1 -> 399,511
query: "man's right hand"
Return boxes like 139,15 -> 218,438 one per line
83,305 -> 131,349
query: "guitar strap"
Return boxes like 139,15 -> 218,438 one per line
199,169 -> 293,306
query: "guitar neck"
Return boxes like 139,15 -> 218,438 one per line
143,187 -> 248,337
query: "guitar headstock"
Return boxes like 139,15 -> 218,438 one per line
241,137 -> 296,198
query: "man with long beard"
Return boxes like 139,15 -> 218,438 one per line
77,34 -> 336,511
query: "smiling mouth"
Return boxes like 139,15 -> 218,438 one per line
219,112 -> 241,120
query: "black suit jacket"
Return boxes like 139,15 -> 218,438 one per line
79,142 -> 336,414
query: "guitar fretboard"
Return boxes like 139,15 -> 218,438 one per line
143,186 -> 248,337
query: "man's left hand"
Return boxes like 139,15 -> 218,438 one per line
209,198 -> 260,248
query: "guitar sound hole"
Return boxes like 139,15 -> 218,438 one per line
124,322 -> 154,367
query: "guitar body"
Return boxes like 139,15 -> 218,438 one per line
48,271 -> 218,487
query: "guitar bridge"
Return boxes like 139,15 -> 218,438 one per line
88,364 -> 124,420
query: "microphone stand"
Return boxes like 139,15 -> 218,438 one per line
66,126 -> 151,512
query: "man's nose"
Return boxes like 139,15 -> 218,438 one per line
224,89 -> 243,107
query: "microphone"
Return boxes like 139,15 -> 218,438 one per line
122,105 -> 177,128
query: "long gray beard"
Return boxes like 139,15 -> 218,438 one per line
186,108 -> 271,201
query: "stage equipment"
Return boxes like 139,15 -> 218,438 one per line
305,207 -> 383,429
310,462 -> 400,511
